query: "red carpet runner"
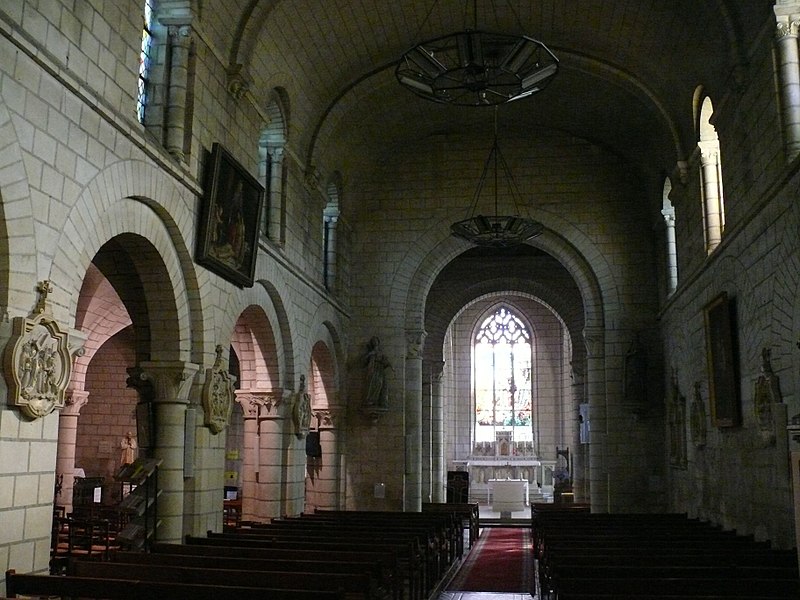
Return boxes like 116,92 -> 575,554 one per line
447,527 -> 532,593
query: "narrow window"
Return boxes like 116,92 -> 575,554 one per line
137,0 -> 155,124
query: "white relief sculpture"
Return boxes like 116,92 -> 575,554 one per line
4,281 -> 74,419
202,344 -> 236,434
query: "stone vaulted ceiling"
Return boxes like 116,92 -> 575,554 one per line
220,0 -> 771,190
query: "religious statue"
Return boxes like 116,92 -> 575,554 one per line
363,336 -> 392,410
292,374 -> 312,439
119,431 -> 138,466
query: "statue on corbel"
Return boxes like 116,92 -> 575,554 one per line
690,381 -> 707,449
3,281 -> 80,419
753,347 -> 782,446
291,374 -> 312,439
201,344 -> 237,434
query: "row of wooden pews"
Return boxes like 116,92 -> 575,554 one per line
532,504 -> 800,600
6,505 -> 475,600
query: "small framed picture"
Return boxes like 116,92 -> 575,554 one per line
703,292 -> 741,427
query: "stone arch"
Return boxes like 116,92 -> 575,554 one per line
49,161 -> 201,364
0,100 -> 35,315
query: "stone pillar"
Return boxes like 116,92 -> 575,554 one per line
313,408 -> 344,509
421,366 -> 432,503
163,25 -> 191,161
430,361 -> 445,503
775,6 -> 800,160
570,365 -> 586,503
256,390 -> 288,519
138,360 -> 199,543
55,390 -> 90,514
699,146 -> 723,253
267,147 -> 285,242
583,326 -> 607,512
661,209 -> 678,294
324,212 -> 338,291
235,389 -> 264,522
404,329 -> 426,512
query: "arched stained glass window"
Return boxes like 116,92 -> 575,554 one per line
474,307 -> 533,443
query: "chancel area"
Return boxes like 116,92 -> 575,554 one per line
2,0 -> 800,597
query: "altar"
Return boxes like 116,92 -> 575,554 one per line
490,478 -> 529,515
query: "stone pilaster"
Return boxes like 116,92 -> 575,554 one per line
583,326 -> 607,511
404,329 -> 426,511
311,407 -> 345,509
165,24 -> 191,161
430,361 -> 445,503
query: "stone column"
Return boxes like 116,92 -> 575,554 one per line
775,7 -> 800,160
313,408 -> 345,509
267,147 -> 285,242
570,365 -> 587,503
138,360 -> 199,543
256,390 -> 288,519
164,25 -> 191,161
699,146 -> 723,253
421,366 -> 432,503
583,326 -> 607,512
404,329 -> 426,512
661,209 -> 678,294
430,361 -> 445,503
55,390 -> 89,514
324,212 -> 338,291
235,389 -> 265,523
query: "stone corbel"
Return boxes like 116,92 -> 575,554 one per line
227,63 -> 251,100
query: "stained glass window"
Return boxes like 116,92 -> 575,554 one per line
474,307 -> 532,442
137,0 -> 154,124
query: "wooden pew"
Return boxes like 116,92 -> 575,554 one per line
4,569 -> 346,600
149,541 -> 399,596
69,559 -> 381,600
181,535 -> 417,600
531,510 -> 800,600
422,502 -> 480,548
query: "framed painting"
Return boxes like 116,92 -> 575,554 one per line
703,292 -> 741,427
196,143 -> 265,287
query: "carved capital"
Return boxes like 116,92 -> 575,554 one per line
314,407 -> 344,430
406,329 -> 427,359
582,326 -> 604,358
62,389 -> 90,416
138,360 -> 200,404
259,389 -> 288,419
776,19 -> 800,40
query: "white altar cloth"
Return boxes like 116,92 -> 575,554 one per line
489,478 -> 528,513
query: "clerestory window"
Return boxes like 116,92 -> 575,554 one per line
137,0 -> 155,124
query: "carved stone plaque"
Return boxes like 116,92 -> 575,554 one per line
4,284 -> 73,419
201,345 -> 236,434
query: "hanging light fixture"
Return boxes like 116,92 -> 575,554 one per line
450,109 -> 543,247
396,1 -> 559,106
